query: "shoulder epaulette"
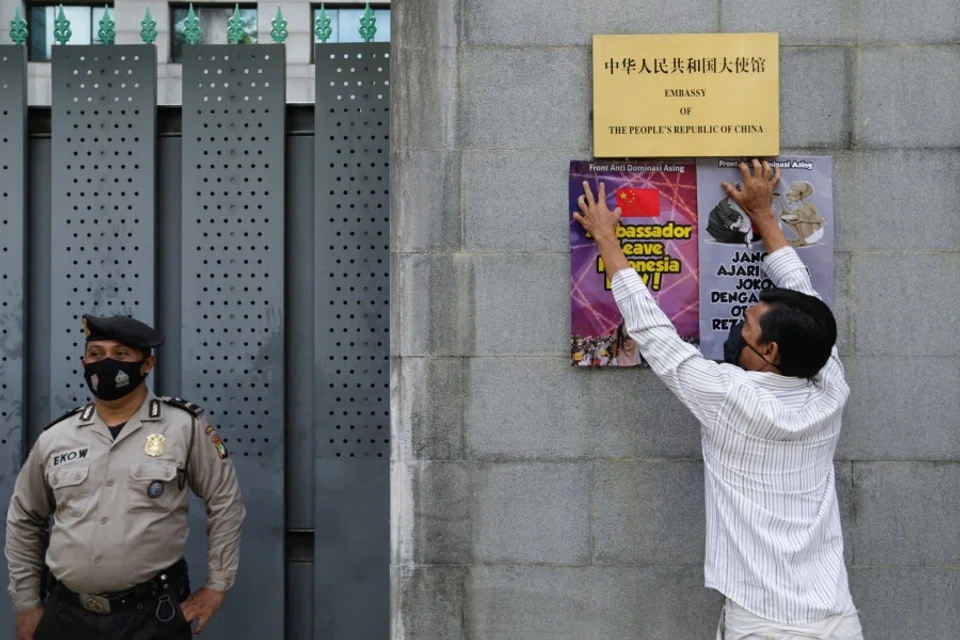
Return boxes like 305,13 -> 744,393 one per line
160,396 -> 206,417
42,405 -> 87,431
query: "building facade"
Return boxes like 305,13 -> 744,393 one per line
389,1 -> 960,638
1,0 -> 958,638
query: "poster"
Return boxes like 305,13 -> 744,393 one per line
569,160 -> 699,367
696,156 -> 834,360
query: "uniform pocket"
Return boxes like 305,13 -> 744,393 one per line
128,461 -> 179,509
52,462 -> 90,487
49,463 -> 91,517
130,460 -> 178,483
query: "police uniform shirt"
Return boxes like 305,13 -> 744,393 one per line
5,392 -> 245,612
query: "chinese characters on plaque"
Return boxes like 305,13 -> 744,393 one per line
592,33 -> 780,158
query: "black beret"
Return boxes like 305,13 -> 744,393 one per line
81,314 -> 164,349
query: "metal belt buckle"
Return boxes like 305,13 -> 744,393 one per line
80,593 -> 112,614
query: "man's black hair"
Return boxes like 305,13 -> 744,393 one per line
757,288 -> 837,379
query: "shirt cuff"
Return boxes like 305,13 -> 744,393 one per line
762,246 -> 803,283
10,589 -> 42,613
610,268 -> 648,304
204,571 -> 236,593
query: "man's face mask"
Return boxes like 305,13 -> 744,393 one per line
723,321 -> 748,366
723,320 -> 778,371
83,358 -> 147,401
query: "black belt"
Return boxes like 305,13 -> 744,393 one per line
54,559 -> 188,616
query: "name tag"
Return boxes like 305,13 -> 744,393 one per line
52,448 -> 89,467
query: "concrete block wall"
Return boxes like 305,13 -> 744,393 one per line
391,0 -> 959,638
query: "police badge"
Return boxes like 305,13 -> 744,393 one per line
115,368 -> 130,389
144,433 -> 166,457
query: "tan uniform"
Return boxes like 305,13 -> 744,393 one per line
5,391 -> 245,612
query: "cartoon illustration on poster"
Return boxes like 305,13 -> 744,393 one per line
569,160 -> 699,367
696,156 -> 834,361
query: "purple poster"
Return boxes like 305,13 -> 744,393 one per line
569,160 -> 699,367
696,156 -> 834,360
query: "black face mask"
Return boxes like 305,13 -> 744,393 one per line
83,358 -> 147,401
723,321 -> 779,371
723,321 -> 748,366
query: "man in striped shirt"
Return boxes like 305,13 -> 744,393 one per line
574,160 -> 863,639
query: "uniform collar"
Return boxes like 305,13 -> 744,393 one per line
145,392 -> 163,421
79,389 -> 162,445
77,390 -> 162,422
77,404 -> 96,425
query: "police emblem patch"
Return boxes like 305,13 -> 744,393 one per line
147,481 -> 165,498
144,433 -> 166,457
210,432 -> 229,460
115,369 -> 130,388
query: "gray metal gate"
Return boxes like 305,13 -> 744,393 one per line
313,43 -> 391,638
0,45 -> 27,639
0,40 -> 389,640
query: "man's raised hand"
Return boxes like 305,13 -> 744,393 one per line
573,181 -> 622,242
722,159 -> 790,255
721,159 -> 780,221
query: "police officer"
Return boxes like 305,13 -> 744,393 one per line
5,314 -> 246,640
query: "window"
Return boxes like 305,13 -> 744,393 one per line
28,4 -> 113,62
170,3 -> 257,63
312,4 -> 390,44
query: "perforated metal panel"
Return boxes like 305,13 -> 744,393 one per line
0,45 -> 27,638
314,42 -> 391,639
181,45 -> 286,640
315,44 -> 391,461
49,46 -> 157,413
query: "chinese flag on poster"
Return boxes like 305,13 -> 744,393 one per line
616,187 -> 659,217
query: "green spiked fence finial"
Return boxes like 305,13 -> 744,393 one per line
314,4 -> 331,43
359,2 -> 376,42
9,6 -> 28,46
97,5 -> 115,44
53,4 -> 72,45
140,7 -> 158,44
270,7 -> 287,43
183,3 -> 200,45
227,4 -> 245,44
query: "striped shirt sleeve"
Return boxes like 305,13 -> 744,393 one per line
762,246 -> 820,299
611,267 -> 731,427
